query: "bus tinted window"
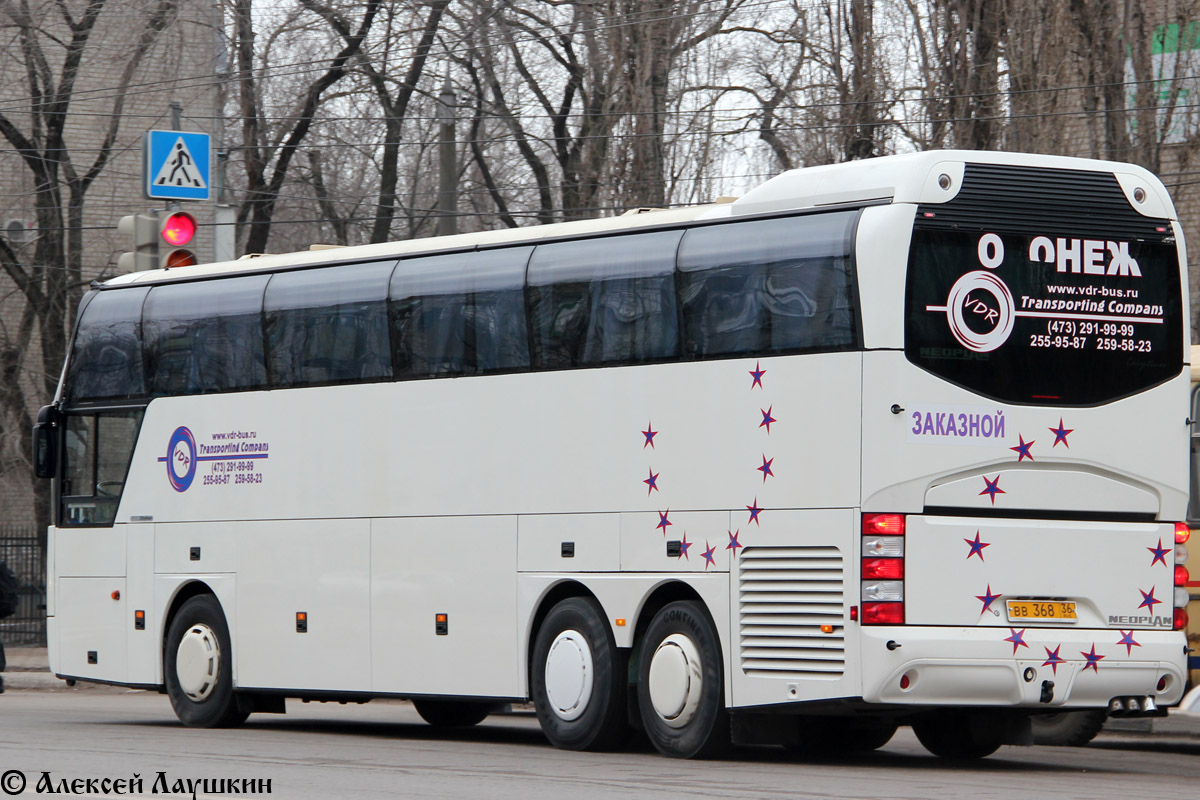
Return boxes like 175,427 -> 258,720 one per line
906,226 -> 1183,405
527,231 -> 682,369
676,211 -> 859,359
143,275 -> 270,396
60,409 -> 142,525
390,247 -> 532,378
264,261 -> 394,388
65,287 -> 150,402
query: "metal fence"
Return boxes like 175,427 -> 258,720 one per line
0,524 -> 46,646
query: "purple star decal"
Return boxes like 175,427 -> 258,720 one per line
749,361 -> 766,390
759,406 -> 776,434
975,583 -> 1001,615
1049,418 -> 1073,448
1080,644 -> 1105,673
1004,628 -> 1029,655
678,532 -> 691,561
1042,645 -> 1065,675
979,475 -> 1005,505
746,497 -> 763,526
1137,586 -> 1161,614
726,529 -> 742,558
758,454 -> 775,482
642,422 -> 657,449
1148,538 -> 1171,568
1010,435 -> 1035,462
964,531 -> 991,561
644,468 -> 659,495
702,541 -> 717,570
656,509 -> 672,535
1116,630 -> 1140,656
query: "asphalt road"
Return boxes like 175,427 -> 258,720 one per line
0,690 -> 1197,799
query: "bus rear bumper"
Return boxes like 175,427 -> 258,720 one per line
860,626 -> 1186,708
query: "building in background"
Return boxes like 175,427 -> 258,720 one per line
0,0 -> 225,529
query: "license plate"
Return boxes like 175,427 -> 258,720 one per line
1005,600 -> 1077,622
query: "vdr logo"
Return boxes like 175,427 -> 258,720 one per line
160,426 -> 197,492
935,233 -> 1016,353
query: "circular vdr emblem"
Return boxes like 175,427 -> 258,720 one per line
944,270 -> 1015,353
165,426 -> 197,492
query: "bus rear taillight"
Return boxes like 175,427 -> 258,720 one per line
1174,523 -> 1190,630
862,602 -> 904,625
862,558 -> 904,580
863,514 -> 906,536
862,514 -> 905,625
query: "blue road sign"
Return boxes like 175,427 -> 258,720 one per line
144,130 -> 211,201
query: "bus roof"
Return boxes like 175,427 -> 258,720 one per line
105,149 -> 1175,288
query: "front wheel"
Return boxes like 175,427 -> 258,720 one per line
636,601 -> 729,759
531,597 -> 628,751
164,594 -> 248,728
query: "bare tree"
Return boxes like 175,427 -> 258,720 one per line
232,0 -> 380,254
0,0 -> 180,534
301,0 -> 449,243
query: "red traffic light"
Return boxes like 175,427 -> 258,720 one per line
160,212 -> 196,247
162,250 -> 198,269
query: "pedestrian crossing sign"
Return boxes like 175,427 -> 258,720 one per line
144,130 -> 211,201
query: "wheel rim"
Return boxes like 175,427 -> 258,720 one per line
544,629 -> 594,721
647,633 -> 703,728
176,623 -> 220,701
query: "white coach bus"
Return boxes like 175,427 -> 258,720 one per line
34,151 -> 1191,759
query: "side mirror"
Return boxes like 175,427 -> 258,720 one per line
33,405 -> 60,480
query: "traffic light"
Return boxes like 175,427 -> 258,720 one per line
116,212 -> 160,272
159,211 -> 198,269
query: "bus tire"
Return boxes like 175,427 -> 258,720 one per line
412,699 -> 492,728
164,594 -> 249,728
636,600 -> 730,759
531,596 -> 628,751
912,712 -> 1003,760
1030,710 -> 1106,746
790,717 -> 898,754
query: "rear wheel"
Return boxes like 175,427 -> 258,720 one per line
531,597 -> 629,751
1030,710 -> 1106,746
912,712 -> 1003,760
790,717 -> 898,754
164,594 -> 248,728
412,699 -> 492,728
636,601 -> 729,759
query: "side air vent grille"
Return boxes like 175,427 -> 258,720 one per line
917,163 -> 1170,241
738,545 -> 845,677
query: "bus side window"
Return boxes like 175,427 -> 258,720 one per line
264,260 -> 394,388
143,275 -> 270,396
60,410 -> 143,526
676,211 -> 859,359
389,248 -> 531,379
65,288 -> 151,403
527,231 -> 682,369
